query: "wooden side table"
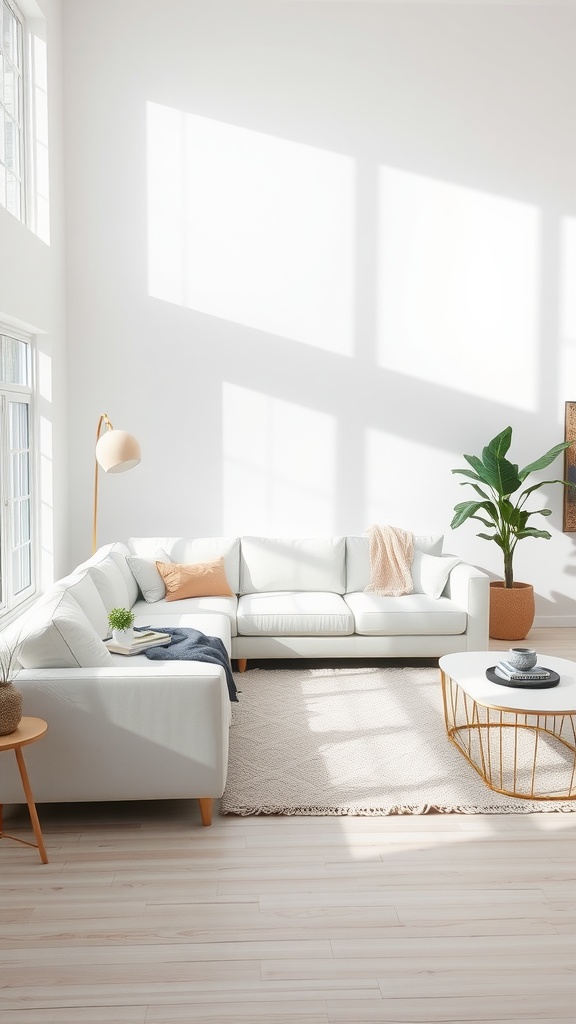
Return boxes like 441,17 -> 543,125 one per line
0,717 -> 48,863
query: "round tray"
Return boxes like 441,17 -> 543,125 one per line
486,666 -> 560,689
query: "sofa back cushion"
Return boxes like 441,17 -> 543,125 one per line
52,570 -> 110,639
129,537 -> 241,594
17,590 -> 113,669
108,543 -> 139,607
240,536 -> 347,595
85,556 -> 133,613
76,542 -> 138,609
346,534 -> 444,594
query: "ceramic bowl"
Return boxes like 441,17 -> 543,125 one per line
508,647 -> 538,671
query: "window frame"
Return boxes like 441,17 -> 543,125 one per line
0,0 -> 27,223
0,326 -> 37,619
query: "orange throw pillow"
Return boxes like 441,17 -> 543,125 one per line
155,557 -> 234,601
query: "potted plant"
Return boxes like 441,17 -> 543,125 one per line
108,607 -> 135,647
451,426 -> 575,640
0,630 -> 23,735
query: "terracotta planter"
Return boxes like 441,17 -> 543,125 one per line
489,581 -> 535,641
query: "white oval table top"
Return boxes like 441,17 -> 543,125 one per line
439,652 -> 576,714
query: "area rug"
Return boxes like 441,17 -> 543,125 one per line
220,665 -> 576,816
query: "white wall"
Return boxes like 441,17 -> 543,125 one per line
62,0 -> 576,624
0,0 -> 68,588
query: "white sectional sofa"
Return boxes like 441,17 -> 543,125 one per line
2,534 -> 489,824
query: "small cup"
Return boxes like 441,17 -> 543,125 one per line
508,647 -> 537,671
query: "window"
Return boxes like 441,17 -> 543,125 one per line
0,330 -> 35,616
0,0 -> 25,220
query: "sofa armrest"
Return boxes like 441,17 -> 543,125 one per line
444,561 -> 490,650
5,663 -> 231,804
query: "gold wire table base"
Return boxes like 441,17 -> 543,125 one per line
441,670 -> 576,800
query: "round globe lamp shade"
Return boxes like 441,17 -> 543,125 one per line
95,430 -> 141,474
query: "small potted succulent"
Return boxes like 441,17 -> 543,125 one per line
108,607 -> 135,647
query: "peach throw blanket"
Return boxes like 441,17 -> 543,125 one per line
365,524 -> 414,597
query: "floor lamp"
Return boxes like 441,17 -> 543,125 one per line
93,413 -> 141,553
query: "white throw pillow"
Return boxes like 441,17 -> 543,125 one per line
126,549 -> 171,603
17,590 -> 113,669
411,550 -> 461,600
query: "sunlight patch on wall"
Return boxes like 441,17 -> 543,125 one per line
560,216 -> 576,388
366,429 -> 457,535
223,383 -> 336,535
377,168 -> 540,409
146,103 -> 355,355
30,28 -> 49,244
39,413 -> 53,582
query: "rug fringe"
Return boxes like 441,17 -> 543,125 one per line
220,802 -> 576,816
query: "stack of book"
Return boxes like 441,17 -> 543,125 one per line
494,659 -> 551,682
105,629 -> 172,656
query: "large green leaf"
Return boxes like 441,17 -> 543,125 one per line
481,448 -> 522,496
515,528 -> 552,540
450,501 -> 490,529
456,481 -> 495,503
487,427 -> 512,459
462,454 -> 491,482
519,441 -> 572,481
451,468 -> 484,483
520,478 -> 574,501
477,532 -> 505,549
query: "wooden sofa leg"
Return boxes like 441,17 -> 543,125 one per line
198,798 -> 212,826
237,658 -> 247,673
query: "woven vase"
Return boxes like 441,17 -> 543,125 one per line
0,681 -> 23,735
489,581 -> 535,641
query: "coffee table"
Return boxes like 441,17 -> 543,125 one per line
439,652 -> 576,800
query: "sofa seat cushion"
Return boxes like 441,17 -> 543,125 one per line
119,612 -> 233,662
131,596 -> 238,637
237,592 -> 354,636
344,592 -> 467,636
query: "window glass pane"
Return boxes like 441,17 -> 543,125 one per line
11,496 -> 30,545
9,397 -> 29,443
2,7 -> 17,65
4,60 -> 18,121
5,168 -> 18,215
1,337 -> 29,385
0,333 -> 34,613
11,451 -> 29,497
0,0 -> 23,221
4,114 -> 18,172
12,542 -> 31,594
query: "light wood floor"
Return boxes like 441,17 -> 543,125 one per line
1,629 -> 575,1023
